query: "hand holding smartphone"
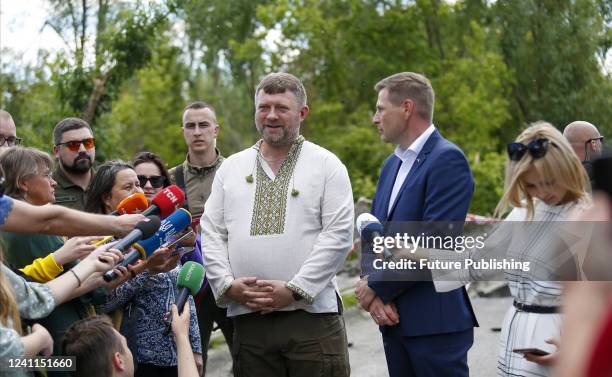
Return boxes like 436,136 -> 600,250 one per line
512,348 -> 550,356
162,230 -> 194,250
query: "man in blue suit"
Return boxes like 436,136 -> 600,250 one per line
356,72 -> 478,377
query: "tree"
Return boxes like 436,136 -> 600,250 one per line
44,0 -> 175,126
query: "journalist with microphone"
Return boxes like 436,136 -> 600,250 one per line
95,224 -> 203,376
201,73 -> 354,377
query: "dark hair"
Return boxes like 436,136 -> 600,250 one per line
131,151 -> 171,188
84,160 -> 133,214
62,316 -> 125,377
53,118 -> 93,145
255,72 -> 307,107
182,101 -> 217,124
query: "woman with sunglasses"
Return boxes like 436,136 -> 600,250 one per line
92,154 -> 204,377
382,122 -> 590,376
132,151 -> 172,203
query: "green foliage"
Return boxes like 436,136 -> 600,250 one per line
468,152 -> 506,216
2,0 -> 610,215
100,38 -> 188,165
494,0 -> 612,136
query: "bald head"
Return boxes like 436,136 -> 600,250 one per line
563,121 -> 602,161
0,110 -> 18,155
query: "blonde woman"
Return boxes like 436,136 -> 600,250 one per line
0,147 -> 102,282
379,122 -> 590,376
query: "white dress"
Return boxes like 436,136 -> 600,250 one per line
431,200 -> 579,377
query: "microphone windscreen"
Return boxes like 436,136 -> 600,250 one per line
151,185 -> 185,218
116,193 -> 149,215
135,216 -> 162,239
356,213 -> 381,233
177,261 -> 205,296
136,208 -> 192,256
356,213 -> 384,243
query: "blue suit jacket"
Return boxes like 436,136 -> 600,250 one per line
364,129 -> 478,337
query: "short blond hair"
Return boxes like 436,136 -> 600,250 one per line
374,72 -> 435,121
495,121 -> 589,219
0,146 -> 54,199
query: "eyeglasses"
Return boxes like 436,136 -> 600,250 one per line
40,171 -> 54,180
507,138 -> 552,161
0,135 -> 22,147
56,138 -> 95,152
585,136 -> 604,148
137,175 -> 165,188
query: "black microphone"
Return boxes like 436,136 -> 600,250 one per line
102,216 -> 161,282
113,215 -> 161,253
356,213 -> 393,261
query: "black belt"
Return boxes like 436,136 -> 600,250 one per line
513,300 -> 559,314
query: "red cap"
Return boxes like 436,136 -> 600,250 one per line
116,193 -> 149,215
151,185 -> 185,218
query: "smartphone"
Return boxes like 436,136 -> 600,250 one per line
162,230 -> 194,249
172,246 -> 195,257
512,348 -> 550,356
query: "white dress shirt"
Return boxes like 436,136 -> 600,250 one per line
388,124 -> 436,214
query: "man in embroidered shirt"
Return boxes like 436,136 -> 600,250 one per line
168,101 -> 231,376
52,118 -> 96,211
201,72 -> 354,377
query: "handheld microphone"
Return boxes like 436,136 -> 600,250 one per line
112,215 -> 161,253
103,209 -> 192,282
141,185 -> 185,219
163,261 -> 205,335
109,193 -> 149,216
96,193 -> 151,244
356,213 -> 393,260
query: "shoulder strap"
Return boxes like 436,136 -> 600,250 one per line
174,164 -> 189,210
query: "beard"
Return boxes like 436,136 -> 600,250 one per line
256,123 -> 300,147
61,153 -> 92,174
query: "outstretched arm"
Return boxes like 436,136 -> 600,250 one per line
3,198 -> 145,237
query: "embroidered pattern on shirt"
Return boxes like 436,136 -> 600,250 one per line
250,136 -> 304,236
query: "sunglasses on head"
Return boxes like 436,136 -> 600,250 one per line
137,175 -> 165,188
56,138 -> 95,152
507,138 -> 551,161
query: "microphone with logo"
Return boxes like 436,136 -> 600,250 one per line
356,213 -> 393,261
163,261 -> 205,336
103,208 -> 192,282
141,185 -> 186,219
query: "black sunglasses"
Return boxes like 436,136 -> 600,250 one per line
137,175 -> 165,188
507,138 -> 552,161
